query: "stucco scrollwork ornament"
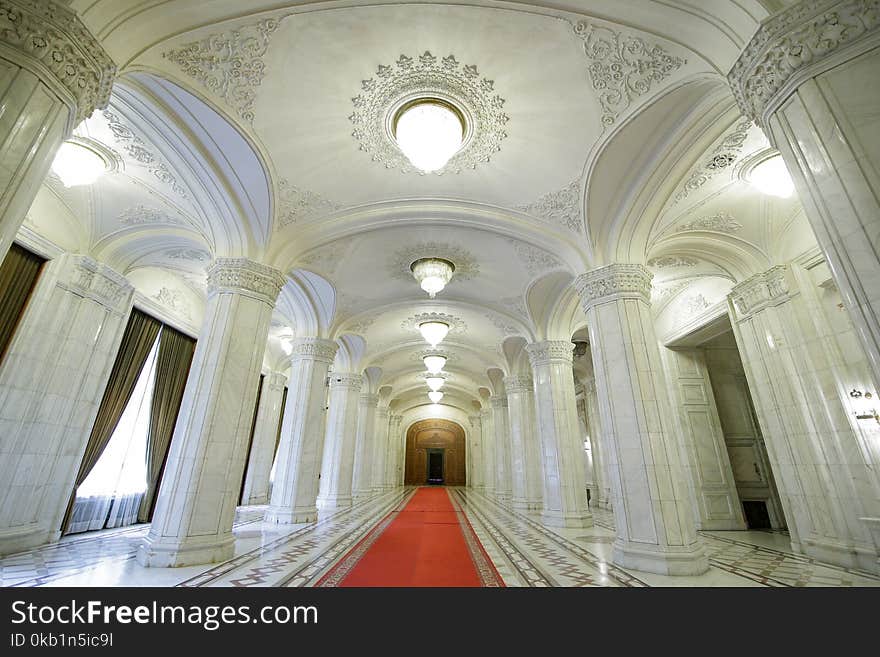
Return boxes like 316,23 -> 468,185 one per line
409,348 -> 460,364
675,120 -> 753,202
164,248 -> 210,263
349,51 -> 509,175
206,257 -> 286,305
276,177 -> 342,227
516,179 -> 585,233
506,239 -> 565,276
647,256 -> 698,269
401,312 -> 467,336
329,373 -> 364,389
729,0 -> 880,126
389,241 -> 479,283
729,265 -> 791,317
575,263 -> 653,311
163,17 -> 282,125
0,0 -> 116,131
119,205 -> 187,227
484,312 -> 520,337
675,211 -> 743,235
153,286 -> 192,321
572,20 -> 686,127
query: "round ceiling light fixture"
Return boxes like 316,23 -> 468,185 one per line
392,98 -> 465,173
748,154 -> 794,198
423,354 -> 447,374
50,141 -> 108,187
410,257 -> 455,298
426,376 -> 445,392
428,390 -> 444,404
418,320 -> 450,347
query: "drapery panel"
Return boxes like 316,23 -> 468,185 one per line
0,243 -> 45,365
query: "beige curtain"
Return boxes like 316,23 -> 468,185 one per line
238,374 -> 264,504
0,243 -> 45,365
138,325 -> 196,522
61,309 -> 162,533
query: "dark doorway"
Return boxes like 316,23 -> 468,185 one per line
742,500 -> 772,529
427,449 -> 444,484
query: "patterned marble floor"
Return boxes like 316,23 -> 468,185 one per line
2,488 -> 878,587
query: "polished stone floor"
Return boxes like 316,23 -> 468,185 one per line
2,488 -> 878,587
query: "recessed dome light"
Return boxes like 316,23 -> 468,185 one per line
50,141 -> 108,187
393,98 -> 465,173
749,155 -> 794,198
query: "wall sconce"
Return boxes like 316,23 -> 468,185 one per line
850,389 -> 879,424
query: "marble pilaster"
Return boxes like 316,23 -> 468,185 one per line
264,337 -> 338,524
138,259 -> 285,567
504,375 -> 543,512
371,406 -> 390,493
317,373 -> 363,510
576,263 -> 708,575
491,396 -> 511,504
583,379 -> 611,510
240,372 -> 287,505
0,254 -> 133,555
480,407 -> 496,496
352,392 -> 379,500
386,414 -> 404,487
467,414 -> 483,489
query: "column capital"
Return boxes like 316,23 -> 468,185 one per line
490,396 -> 508,410
289,337 -> 338,364
329,372 -> 363,390
730,264 -> 792,318
480,408 -> 491,420
504,374 -> 534,393
359,392 -> 380,407
525,340 -> 575,367
575,263 -> 652,311
728,0 -> 880,126
468,414 -> 482,427
376,406 -> 390,420
57,254 -> 132,313
265,371 -> 287,389
207,258 -> 286,305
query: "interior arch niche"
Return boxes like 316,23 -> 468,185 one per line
404,419 -> 466,486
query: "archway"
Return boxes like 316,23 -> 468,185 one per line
404,419 -> 466,486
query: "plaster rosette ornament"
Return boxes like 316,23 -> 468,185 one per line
349,51 -> 509,174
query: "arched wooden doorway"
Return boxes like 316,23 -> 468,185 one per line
404,419 -> 466,486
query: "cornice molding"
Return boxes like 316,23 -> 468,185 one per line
729,265 -> 791,317
0,0 -> 116,131
58,254 -> 133,313
575,263 -> 653,311
206,257 -> 285,304
729,0 -> 880,126
525,340 -> 574,367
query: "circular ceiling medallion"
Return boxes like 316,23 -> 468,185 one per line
349,51 -> 509,175
389,242 -> 480,283
401,312 -> 467,336
410,348 -> 460,364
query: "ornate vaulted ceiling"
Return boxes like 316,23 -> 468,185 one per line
24,0 -> 819,414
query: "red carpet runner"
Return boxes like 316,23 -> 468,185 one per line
316,487 -> 503,587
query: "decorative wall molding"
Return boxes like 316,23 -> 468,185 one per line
525,340 -> 574,366
507,239 -> 564,276
164,248 -> 210,263
674,120 -> 752,202
729,0 -> 880,126
485,311 -> 520,337
503,374 -> 534,393
676,292 -> 711,322
119,205 -> 187,227
651,278 -> 693,312
288,336 -> 338,363
498,295 -> 529,320
516,179 -> 584,233
675,211 -> 743,234
276,177 -> 342,227
401,312 -> 467,336
575,263 -> 653,310
206,257 -> 285,304
162,17 -> 282,125
647,256 -> 698,269
153,286 -> 192,321
329,372 -> 364,389
389,241 -> 479,283
349,51 -> 509,175
729,264 -> 791,317
572,20 -> 686,127
0,0 -> 116,130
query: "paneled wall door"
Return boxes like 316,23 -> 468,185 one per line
404,419 -> 466,486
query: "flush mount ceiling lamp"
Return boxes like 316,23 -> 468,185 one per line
428,390 -> 444,404
418,320 -> 450,347
392,98 -> 465,173
426,376 -> 445,392
411,258 -> 456,298
423,354 -> 447,374
748,154 -> 795,198
50,141 -> 108,187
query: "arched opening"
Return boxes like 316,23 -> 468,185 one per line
404,419 -> 466,486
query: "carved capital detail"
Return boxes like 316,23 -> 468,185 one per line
359,393 -> 380,407
266,371 -> 287,390
504,374 -> 534,394
206,258 -> 285,305
0,0 -> 116,130
525,341 -> 575,367
728,0 -> 880,125
59,254 -> 132,313
575,263 -> 653,311
329,372 -> 363,390
289,337 -> 338,364
730,265 -> 791,317
490,396 -> 508,410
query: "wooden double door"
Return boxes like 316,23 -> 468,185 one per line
403,419 -> 466,486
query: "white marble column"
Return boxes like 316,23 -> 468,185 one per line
504,375 -> 543,512
576,264 -> 708,575
317,373 -> 363,510
491,396 -> 511,504
372,406 -> 390,492
526,343 -> 593,528
386,414 -> 404,488
0,254 -> 132,555
729,0 -> 880,390
729,264 -> 880,572
467,414 -> 483,489
352,392 -> 379,500
480,405 -> 496,497
138,259 -> 284,567
264,337 -> 337,524
240,371 -> 287,505
583,379 -> 611,510
0,0 -> 115,260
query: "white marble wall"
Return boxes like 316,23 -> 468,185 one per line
467,414 -> 483,489
504,374 -> 543,512
491,396 -> 511,504
265,337 -> 337,524
729,263 -> 880,572
576,264 -> 708,575
317,373 -> 363,509
582,379 -> 611,510
371,406 -> 390,492
0,254 -> 133,555
386,414 -> 404,488
480,406 -> 496,496
240,371 -> 287,505
351,392 -> 379,500
138,259 -> 284,567
526,342 -> 592,528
